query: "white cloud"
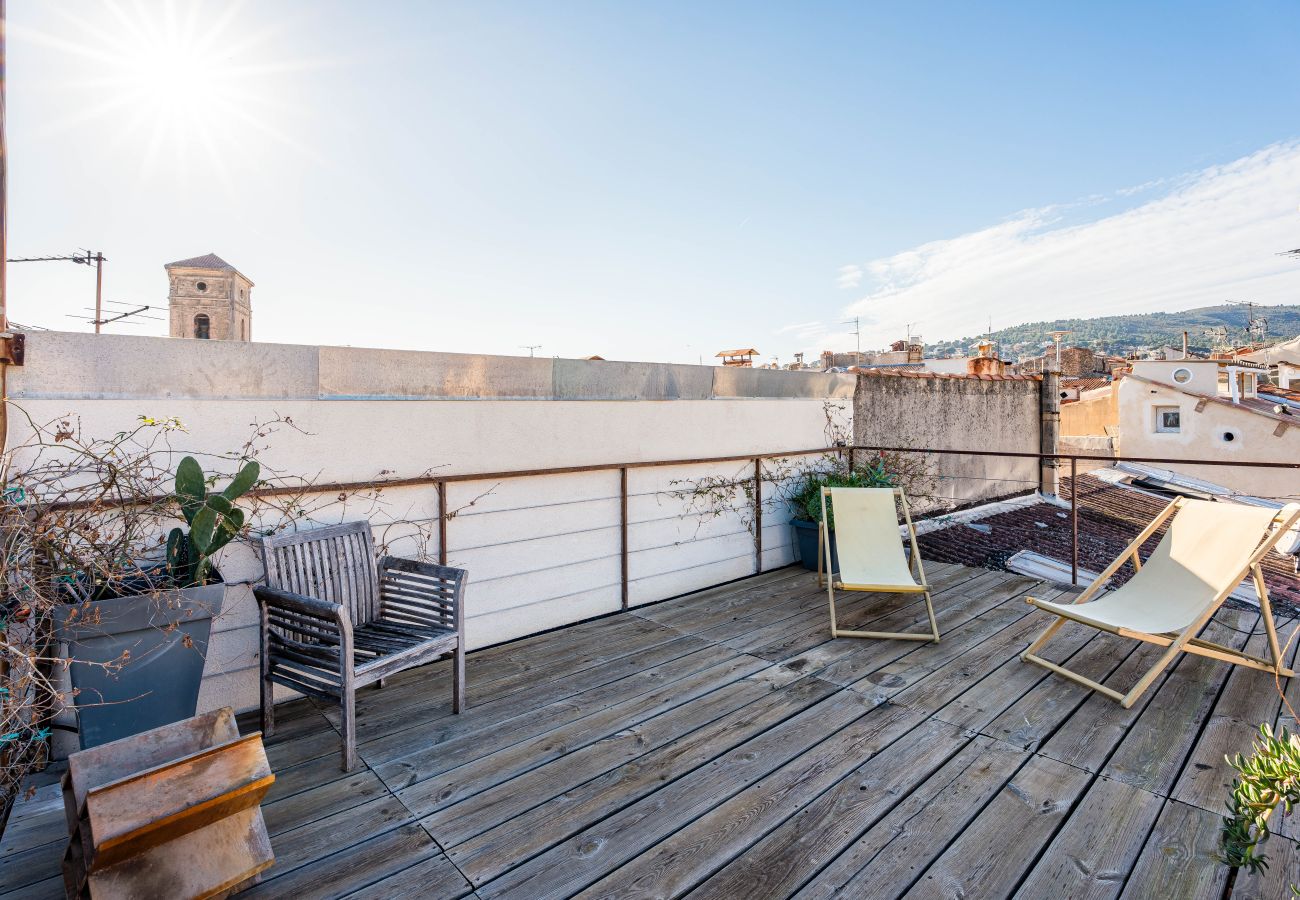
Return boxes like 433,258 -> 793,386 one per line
836,264 -> 862,290
775,320 -> 822,336
843,141 -> 1300,348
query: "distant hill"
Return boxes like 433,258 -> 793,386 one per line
927,304 -> 1300,359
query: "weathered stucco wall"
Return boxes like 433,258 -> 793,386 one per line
9,332 -> 854,716
1061,386 -> 1118,437
853,372 -> 1042,509
1117,375 -> 1300,498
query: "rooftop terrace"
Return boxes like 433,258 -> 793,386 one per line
4,562 -> 1296,899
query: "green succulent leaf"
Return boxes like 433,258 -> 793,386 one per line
190,505 -> 218,555
174,455 -> 206,525
221,460 -> 260,501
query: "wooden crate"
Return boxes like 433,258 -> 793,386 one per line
60,707 -> 275,900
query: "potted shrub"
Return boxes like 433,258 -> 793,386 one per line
790,459 -> 895,572
56,456 -> 258,749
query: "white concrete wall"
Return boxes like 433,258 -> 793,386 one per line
9,332 -> 853,715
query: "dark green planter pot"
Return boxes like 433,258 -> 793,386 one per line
791,518 -> 911,574
792,519 -> 838,572
56,579 -> 224,749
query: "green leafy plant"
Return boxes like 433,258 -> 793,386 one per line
1221,723 -> 1300,878
165,456 -> 260,588
791,458 -> 895,527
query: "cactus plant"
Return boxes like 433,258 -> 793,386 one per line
165,456 -> 259,588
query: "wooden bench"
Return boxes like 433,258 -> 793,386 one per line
254,521 -> 468,771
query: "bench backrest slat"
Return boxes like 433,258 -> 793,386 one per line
260,522 -> 380,626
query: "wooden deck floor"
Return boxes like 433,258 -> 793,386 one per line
4,561 -> 1299,899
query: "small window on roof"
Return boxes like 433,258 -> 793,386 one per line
1154,405 -> 1180,433
1172,367 -> 1192,384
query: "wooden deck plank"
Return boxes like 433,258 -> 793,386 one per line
788,736 -> 1027,900
369,643 -> 744,788
1013,776 -> 1165,899
1099,617 -> 1252,796
1170,627 -> 1291,816
713,565 -> 993,658
242,822 -> 467,900
576,716 -> 964,899
1119,799 -> 1229,898
982,630 -> 1139,753
420,663 -> 824,845
904,753 -> 1092,899
1229,831 -> 1300,899
4,565 -> 1287,899
822,579 -> 1059,693
685,719 -> 981,900
335,619 -> 696,742
359,634 -> 716,768
471,692 -> 900,898
442,676 -> 843,885
395,650 -> 770,816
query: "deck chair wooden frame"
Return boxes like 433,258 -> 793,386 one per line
819,486 -> 940,643
1021,497 -> 1300,709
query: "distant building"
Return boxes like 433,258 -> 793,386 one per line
1114,358 -> 1299,497
1019,345 -> 1112,377
716,348 -> 759,367
167,253 -> 253,341
822,335 -> 924,370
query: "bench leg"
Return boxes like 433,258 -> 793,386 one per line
260,673 -> 275,737
453,639 -> 466,714
340,687 -> 358,772
259,606 -> 275,736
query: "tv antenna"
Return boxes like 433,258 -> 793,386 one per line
1226,300 -> 1268,345
840,316 -> 862,367
7,250 -> 108,332
68,299 -> 163,328
520,344 -> 541,357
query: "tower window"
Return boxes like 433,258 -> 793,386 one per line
196,281 -> 207,292
240,319 -> 246,341
194,314 -> 211,340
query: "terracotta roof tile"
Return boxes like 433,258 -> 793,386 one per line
917,474 -> 1300,614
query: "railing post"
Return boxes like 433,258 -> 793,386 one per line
620,467 -> 629,610
753,458 -> 763,574
847,446 -> 855,473
1070,456 -> 1078,585
437,480 -> 448,566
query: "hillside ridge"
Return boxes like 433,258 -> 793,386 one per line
927,304 -> 1300,358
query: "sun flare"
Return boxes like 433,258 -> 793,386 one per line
20,1 -> 321,184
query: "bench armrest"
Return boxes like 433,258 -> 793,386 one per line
254,586 -> 348,629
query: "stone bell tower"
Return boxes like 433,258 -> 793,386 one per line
166,253 -> 253,341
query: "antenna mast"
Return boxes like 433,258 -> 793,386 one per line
840,316 -> 861,367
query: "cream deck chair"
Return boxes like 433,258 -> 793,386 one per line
1021,498 -> 1300,708
819,486 -> 940,643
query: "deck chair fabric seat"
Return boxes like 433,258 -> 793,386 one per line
1022,498 -> 1300,708
820,486 -> 940,643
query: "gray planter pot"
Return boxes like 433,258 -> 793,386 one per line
56,580 -> 224,749
792,518 -> 837,572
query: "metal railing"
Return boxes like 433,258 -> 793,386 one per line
855,444 -> 1300,585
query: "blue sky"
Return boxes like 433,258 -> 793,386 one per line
8,1 -> 1300,363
